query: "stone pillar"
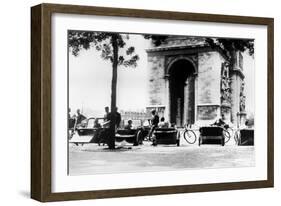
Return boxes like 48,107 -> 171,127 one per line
197,51 -> 223,125
147,55 -> 166,105
164,74 -> 170,121
237,112 -> 247,128
220,62 -> 232,123
229,51 -> 245,127
194,74 -> 198,122
184,76 -> 195,125
230,74 -> 240,125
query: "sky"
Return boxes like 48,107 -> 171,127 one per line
68,34 -> 254,117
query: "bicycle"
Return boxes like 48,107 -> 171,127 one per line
222,128 -> 231,144
183,124 -> 197,144
222,125 -> 237,144
210,123 -> 232,144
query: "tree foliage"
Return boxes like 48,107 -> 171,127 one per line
205,38 -> 254,60
68,31 -> 139,68
143,34 -> 169,46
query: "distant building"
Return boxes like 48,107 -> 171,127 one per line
120,110 -> 151,128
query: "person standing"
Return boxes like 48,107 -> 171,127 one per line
106,107 -> 122,129
115,107 -> 121,129
68,108 -> 75,129
104,106 -> 110,121
148,110 -> 159,140
104,107 -> 122,148
151,110 -> 159,127
76,109 -> 86,126
109,107 -> 121,128
68,108 -> 71,120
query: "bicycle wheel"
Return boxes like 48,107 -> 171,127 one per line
223,129 -> 231,144
234,130 -> 239,145
226,127 -> 234,138
183,130 -> 197,144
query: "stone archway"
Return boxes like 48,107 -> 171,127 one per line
168,59 -> 196,127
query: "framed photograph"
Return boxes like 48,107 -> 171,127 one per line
31,3 -> 274,202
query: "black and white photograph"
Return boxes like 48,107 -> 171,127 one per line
67,31 -> 255,175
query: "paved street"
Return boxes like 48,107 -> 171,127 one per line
69,132 -> 255,175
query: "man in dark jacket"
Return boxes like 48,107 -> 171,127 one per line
76,109 -> 86,126
115,107 -> 121,128
104,106 -> 110,121
148,110 -> 159,140
108,107 -> 122,129
151,110 -> 159,127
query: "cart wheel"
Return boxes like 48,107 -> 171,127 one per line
152,139 -> 157,146
223,129 -> 231,144
222,138 -> 225,146
137,130 -> 143,145
234,131 -> 239,145
133,135 -> 139,146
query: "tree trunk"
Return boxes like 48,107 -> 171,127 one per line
108,34 -> 119,149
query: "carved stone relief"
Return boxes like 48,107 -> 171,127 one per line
221,62 -> 231,106
240,81 -> 246,112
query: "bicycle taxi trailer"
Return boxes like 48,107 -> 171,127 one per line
152,127 -> 179,146
70,118 -> 145,146
237,128 -> 254,146
69,117 -> 106,145
115,129 -> 143,146
198,126 -> 225,146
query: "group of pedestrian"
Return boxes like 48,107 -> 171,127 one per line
103,106 -> 121,129
68,108 -> 87,139
68,108 -> 87,129
68,106 -> 122,130
68,106 -> 172,145
147,109 -> 171,140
